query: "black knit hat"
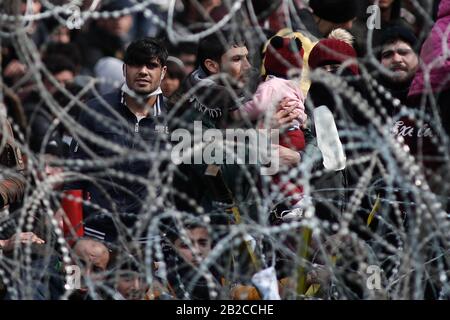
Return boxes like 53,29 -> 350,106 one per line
380,25 -> 418,50
309,0 -> 358,24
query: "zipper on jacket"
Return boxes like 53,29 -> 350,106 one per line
135,122 -> 139,133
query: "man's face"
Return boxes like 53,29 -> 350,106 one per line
51,26 -> 71,44
39,154 -> 64,190
321,63 -> 341,74
161,75 -> 180,97
73,239 -> 110,290
174,227 -> 212,267
54,70 -> 74,86
21,0 -> 41,15
98,15 -> 133,37
44,70 -> 74,93
220,46 -> 251,85
116,271 -> 147,300
381,40 -> 418,84
124,58 -> 167,95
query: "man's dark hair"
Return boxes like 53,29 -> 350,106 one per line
115,253 -> 141,273
124,37 -> 168,67
164,217 -> 208,243
379,25 -> 418,59
196,31 -> 246,75
43,54 -> 76,75
44,42 -> 82,69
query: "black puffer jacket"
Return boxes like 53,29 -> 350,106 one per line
69,89 -> 168,241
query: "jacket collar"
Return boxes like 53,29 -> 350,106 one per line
119,88 -> 165,119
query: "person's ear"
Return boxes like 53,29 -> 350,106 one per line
204,59 -> 220,74
161,65 -> 167,80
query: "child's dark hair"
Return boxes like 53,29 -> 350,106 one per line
196,30 -> 246,75
124,37 -> 168,67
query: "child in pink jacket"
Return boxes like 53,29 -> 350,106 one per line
243,36 -> 307,207
243,76 -> 306,151
243,36 -> 307,151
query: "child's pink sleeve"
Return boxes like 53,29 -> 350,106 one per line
242,82 -> 275,120
293,86 -> 307,125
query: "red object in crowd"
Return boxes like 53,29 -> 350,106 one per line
61,190 -> 84,242
280,129 -> 305,152
275,128 -> 305,206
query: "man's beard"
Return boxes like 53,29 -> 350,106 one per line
121,83 -> 162,99
385,69 -> 415,89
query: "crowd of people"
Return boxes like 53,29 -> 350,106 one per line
0,0 -> 449,300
